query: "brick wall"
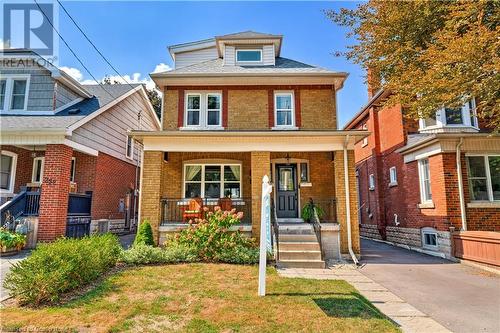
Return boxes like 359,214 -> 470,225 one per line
250,151 -> 271,239
1,145 -> 34,192
38,144 -> 73,241
72,151 -> 96,193
161,85 -> 337,131
139,150 -> 163,244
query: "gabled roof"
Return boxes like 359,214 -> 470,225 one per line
215,31 -> 282,40
215,30 -> 283,57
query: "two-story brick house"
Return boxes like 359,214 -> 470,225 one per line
0,49 -> 160,243
132,31 -> 367,267
344,77 -> 500,264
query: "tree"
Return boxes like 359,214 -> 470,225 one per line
146,88 -> 162,120
326,1 -> 500,130
134,220 -> 154,246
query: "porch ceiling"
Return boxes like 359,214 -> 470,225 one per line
131,130 -> 369,152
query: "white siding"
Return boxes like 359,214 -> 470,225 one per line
262,45 -> 275,66
72,91 -> 158,164
174,47 -> 218,69
224,46 -> 236,66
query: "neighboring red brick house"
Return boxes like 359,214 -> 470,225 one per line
0,50 -> 160,243
344,79 -> 500,261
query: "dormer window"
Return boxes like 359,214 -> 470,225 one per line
236,49 -> 262,63
419,99 -> 478,131
0,75 -> 30,112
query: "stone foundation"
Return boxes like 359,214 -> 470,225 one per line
360,224 -> 453,259
320,223 -> 341,261
90,219 -> 137,235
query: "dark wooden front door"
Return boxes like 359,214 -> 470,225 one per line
276,164 -> 298,218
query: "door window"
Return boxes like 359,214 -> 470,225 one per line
278,167 -> 295,191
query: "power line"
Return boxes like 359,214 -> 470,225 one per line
56,0 -> 136,91
33,0 -> 116,99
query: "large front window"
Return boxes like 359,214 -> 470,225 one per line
274,92 -> 294,127
184,92 -> 221,128
1,152 -> 17,193
467,155 -> 500,201
184,164 -> 241,199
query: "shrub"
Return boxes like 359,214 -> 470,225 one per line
0,229 -> 26,250
3,234 -> 121,306
166,206 -> 258,263
119,244 -> 198,265
134,220 -> 154,246
214,244 -> 260,264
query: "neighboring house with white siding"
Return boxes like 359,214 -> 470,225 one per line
0,49 -> 160,243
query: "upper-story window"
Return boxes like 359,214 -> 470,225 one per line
184,92 -> 222,129
236,49 -> 262,63
419,99 -> 477,131
0,75 -> 30,112
274,92 -> 295,129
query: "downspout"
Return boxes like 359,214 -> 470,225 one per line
344,135 -> 359,265
456,137 -> 467,231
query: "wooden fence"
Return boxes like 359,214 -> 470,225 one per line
453,231 -> 500,266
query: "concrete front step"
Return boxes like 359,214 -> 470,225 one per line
279,241 -> 320,251
279,250 -> 322,261
279,234 -> 318,242
277,260 -> 326,269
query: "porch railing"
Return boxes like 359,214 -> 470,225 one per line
0,190 -> 41,225
160,197 -> 252,225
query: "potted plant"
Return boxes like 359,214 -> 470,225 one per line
0,228 -> 26,256
301,198 -> 325,223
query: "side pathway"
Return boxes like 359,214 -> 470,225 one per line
0,251 -> 30,302
278,265 -> 450,333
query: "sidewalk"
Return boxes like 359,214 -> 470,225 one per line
0,250 -> 30,302
277,265 -> 450,333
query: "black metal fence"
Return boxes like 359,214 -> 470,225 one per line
0,190 -> 41,225
66,191 -> 92,238
66,216 -> 91,238
160,197 -> 252,225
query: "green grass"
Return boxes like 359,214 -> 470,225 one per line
1,264 -> 399,333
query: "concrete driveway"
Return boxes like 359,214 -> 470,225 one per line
359,239 -> 500,333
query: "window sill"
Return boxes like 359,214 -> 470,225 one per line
467,201 -> 500,208
369,187 -> 375,191
299,182 -> 312,187
179,126 -> 225,131
271,126 -> 299,131
388,182 -> 398,188
418,202 -> 435,209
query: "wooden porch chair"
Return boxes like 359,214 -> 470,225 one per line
218,197 -> 233,212
182,197 -> 204,221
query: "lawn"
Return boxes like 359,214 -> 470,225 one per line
1,264 -> 398,333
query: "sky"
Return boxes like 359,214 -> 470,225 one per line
45,1 -> 367,128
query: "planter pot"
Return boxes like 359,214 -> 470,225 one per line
0,246 -> 21,257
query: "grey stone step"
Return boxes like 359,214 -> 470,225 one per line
279,250 -> 322,261
279,234 -> 318,242
277,260 -> 325,269
279,241 -> 320,251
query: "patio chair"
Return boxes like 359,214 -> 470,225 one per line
182,197 -> 204,221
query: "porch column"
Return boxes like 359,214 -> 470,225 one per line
250,151 -> 271,240
139,150 -> 163,245
334,149 -> 360,254
38,144 -> 73,242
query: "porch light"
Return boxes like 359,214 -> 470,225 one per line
31,145 -> 37,158
285,153 -> 291,165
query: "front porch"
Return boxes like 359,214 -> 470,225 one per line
135,130 -> 366,258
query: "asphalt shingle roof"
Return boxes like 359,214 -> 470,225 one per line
216,31 -> 282,39
155,57 -> 338,76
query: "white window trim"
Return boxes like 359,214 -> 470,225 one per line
183,92 -> 223,130
418,158 -> 433,204
466,154 -> 500,202
418,99 -> 478,131
235,49 -> 263,64
274,91 -> 295,129
125,134 -> 134,160
31,157 -> 45,184
0,151 -> 18,195
0,74 -> 30,113
70,157 -> 76,182
361,124 -> 368,147
369,174 -> 375,191
183,163 -> 242,199
421,227 -> 439,250
389,166 -> 398,187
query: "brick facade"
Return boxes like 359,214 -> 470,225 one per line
139,150 -> 163,244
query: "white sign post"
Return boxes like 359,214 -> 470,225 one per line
258,175 -> 273,296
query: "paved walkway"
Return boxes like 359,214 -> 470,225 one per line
358,239 -> 500,333
0,250 -> 30,302
278,265 -> 450,333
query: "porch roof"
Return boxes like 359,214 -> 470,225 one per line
130,129 -> 369,152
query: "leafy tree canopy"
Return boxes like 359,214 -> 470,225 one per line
326,0 -> 499,130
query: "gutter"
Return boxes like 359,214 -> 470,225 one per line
343,135 -> 359,265
456,137 -> 467,231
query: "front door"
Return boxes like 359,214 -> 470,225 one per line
276,164 -> 298,218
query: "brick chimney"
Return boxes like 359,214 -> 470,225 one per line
367,67 -> 381,99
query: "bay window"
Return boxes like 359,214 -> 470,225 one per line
274,92 -> 294,128
419,99 -> 478,130
184,92 -> 221,128
184,164 -> 241,199
467,155 -> 500,202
